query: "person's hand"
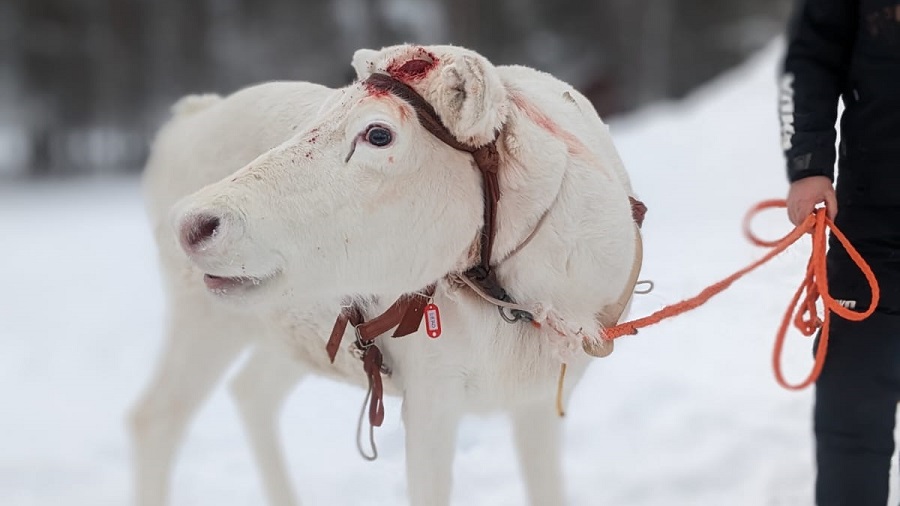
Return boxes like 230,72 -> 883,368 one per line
786,175 -> 837,226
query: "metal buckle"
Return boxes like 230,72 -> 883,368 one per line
353,325 -> 374,349
634,280 -> 655,295
498,305 -> 534,323
351,325 -> 391,375
349,325 -> 373,361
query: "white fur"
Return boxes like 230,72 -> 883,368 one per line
132,44 -> 640,506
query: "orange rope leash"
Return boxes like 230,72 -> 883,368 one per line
602,199 -> 880,390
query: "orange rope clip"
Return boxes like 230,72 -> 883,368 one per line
603,199 -> 880,390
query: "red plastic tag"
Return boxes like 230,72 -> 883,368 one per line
424,303 -> 442,338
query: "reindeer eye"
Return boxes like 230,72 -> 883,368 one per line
365,125 -> 393,147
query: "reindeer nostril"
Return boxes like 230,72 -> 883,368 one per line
198,216 -> 220,241
186,215 -> 221,248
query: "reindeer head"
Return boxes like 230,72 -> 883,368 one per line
175,45 -> 511,306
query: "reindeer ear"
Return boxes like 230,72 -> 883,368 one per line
431,55 -> 508,147
351,48 -> 379,80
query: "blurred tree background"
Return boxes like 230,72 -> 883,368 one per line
0,0 -> 792,179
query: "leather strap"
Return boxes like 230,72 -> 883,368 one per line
630,197 -> 647,228
474,145 -> 501,271
364,73 -> 501,275
326,286 -> 435,364
584,197 -> 648,357
364,73 -> 476,153
363,346 -> 386,426
326,289 -> 433,428
326,305 -> 362,363
325,71 -> 506,430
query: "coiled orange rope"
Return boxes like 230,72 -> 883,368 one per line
602,199 -> 880,390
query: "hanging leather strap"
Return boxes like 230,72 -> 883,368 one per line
362,346 -> 386,427
630,196 -> 647,228
326,287 -> 435,364
325,287 -> 435,428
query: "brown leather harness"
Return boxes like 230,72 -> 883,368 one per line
326,72 -> 646,428
326,72 -> 514,428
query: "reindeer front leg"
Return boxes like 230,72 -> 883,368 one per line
511,400 -> 566,505
129,298 -> 249,506
401,381 -> 463,506
229,344 -> 305,506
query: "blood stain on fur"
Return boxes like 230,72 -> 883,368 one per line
361,83 -> 412,122
396,104 -> 410,122
363,82 -> 391,97
510,92 -> 612,180
510,93 -> 582,154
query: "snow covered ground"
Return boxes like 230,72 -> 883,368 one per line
2,41 -> 896,505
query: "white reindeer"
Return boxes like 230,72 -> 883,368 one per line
132,44 -> 642,506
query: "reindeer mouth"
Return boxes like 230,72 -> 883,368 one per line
203,272 -> 279,294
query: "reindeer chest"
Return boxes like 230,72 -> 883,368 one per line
376,299 -> 578,409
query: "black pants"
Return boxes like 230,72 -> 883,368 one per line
816,153 -> 900,503
815,310 -> 900,505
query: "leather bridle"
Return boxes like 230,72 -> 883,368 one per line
326,72 -> 511,428
325,72 -> 647,430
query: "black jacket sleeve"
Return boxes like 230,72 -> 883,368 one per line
780,0 -> 858,182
